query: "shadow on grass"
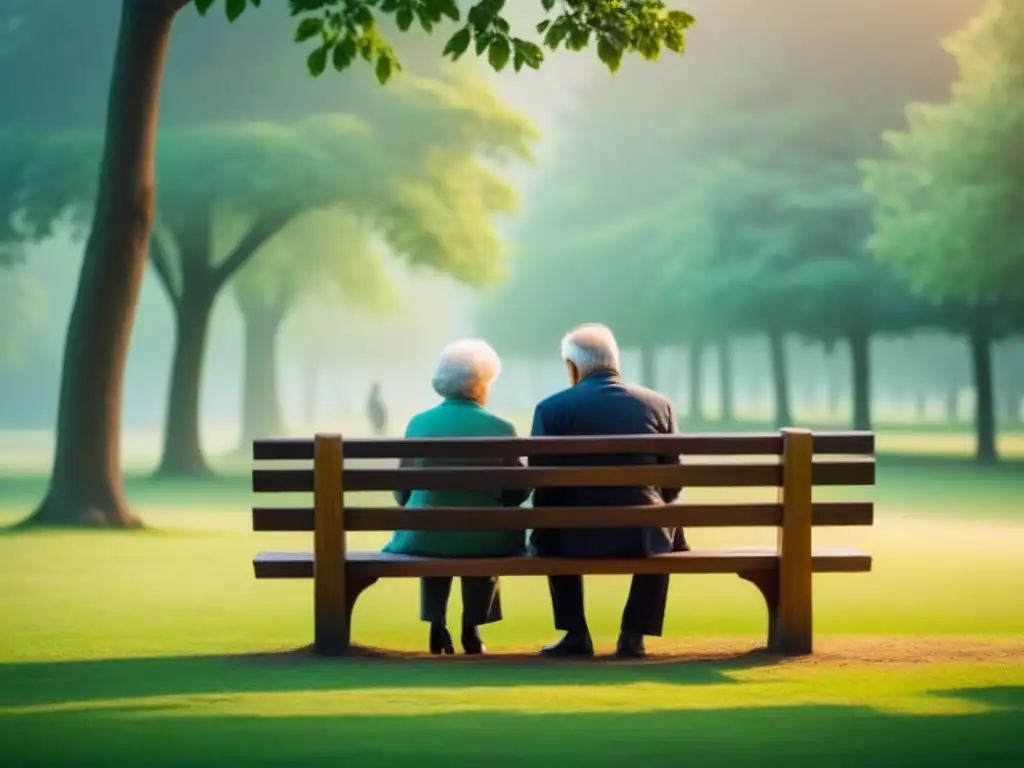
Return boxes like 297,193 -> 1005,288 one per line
0,648 -> 782,709
0,686 -> 1021,767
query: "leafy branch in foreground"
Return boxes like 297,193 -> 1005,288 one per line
194,0 -> 695,82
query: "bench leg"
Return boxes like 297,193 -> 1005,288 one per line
737,570 -> 781,653
342,575 -> 378,651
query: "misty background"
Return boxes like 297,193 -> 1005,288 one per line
1,0 -> 1020,468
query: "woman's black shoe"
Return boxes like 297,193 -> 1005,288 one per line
461,625 -> 486,655
429,624 -> 454,655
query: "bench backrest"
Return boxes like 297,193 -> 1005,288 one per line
252,428 -> 874,533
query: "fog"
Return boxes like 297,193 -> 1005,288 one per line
2,0 -> 1021,469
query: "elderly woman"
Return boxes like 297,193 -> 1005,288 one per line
382,339 -> 528,655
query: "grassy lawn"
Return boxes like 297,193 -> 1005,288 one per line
1,434 -> 1023,766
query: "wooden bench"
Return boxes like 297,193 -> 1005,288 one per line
251,428 -> 875,657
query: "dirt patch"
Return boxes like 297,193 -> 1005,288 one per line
232,636 -> 1024,667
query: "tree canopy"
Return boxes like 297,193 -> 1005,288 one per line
198,0 -> 695,83
232,206 -> 399,319
861,0 -> 1024,305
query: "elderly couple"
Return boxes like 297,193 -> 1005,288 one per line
382,323 -> 687,659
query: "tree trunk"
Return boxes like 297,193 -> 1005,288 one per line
155,287 -> 216,477
304,357 -> 318,427
237,300 -> 286,447
968,316 -> 998,463
640,344 -> 656,390
945,385 -> 960,424
848,328 -> 872,432
768,331 -> 793,428
688,343 -> 705,424
26,1 -> 178,527
716,338 -> 734,423
827,345 -> 842,419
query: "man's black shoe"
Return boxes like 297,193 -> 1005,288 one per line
615,632 -> 647,658
540,632 -> 595,657
461,625 -> 486,655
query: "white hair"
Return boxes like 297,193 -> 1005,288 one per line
560,323 -> 620,376
431,338 -> 502,401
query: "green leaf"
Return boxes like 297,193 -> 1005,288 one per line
541,0 -> 555,10
395,7 -> 413,31
536,19 -> 550,35
636,35 -> 660,61
225,0 -> 247,22
332,37 -> 356,70
597,36 -> 623,73
475,30 -> 492,55
512,38 -> 543,70
466,3 -> 493,33
294,17 -> 323,42
194,0 -> 216,16
307,45 -> 328,76
567,25 -> 590,52
487,35 -> 510,72
664,29 -> 686,54
375,53 -> 394,85
543,18 -> 570,50
435,0 -> 460,22
667,10 -> 696,28
442,26 -> 472,60
415,8 -> 434,33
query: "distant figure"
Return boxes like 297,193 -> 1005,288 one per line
382,339 -> 530,655
529,323 -> 686,660
367,382 -> 387,436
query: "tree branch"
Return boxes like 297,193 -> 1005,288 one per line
149,235 -> 181,305
213,208 -> 298,287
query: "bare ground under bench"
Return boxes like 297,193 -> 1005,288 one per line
235,636 -> 1024,668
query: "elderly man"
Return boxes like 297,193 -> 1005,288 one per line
529,323 -> 686,658
382,339 -> 529,655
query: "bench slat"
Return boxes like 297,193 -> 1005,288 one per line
253,432 -> 875,461
252,502 -> 873,531
253,547 -> 871,579
252,459 -> 874,493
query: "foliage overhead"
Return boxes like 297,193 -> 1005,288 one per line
861,0 -> 1024,305
232,206 -> 400,317
194,0 -> 695,82
7,73 -> 537,293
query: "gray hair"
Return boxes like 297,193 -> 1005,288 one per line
560,323 -> 620,376
431,338 -> 502,401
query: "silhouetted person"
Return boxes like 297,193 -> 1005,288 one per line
529,323 -> 686,659
367,382 -> 387,436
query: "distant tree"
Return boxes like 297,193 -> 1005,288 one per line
231,207 -> 398,447
18,0 -> 691,526
0,266 -> 44,368
861,0 -> 1024,460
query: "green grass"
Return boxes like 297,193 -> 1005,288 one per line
1,445 -> 1023,766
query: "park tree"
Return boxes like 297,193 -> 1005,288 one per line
477,0 -> 982,431
18,0 -> 694,524
231,207 -> 399,448
12,73 -> 531,477
861,0 -> 1024,461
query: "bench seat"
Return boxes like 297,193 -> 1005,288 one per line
254,546 -> 871,579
